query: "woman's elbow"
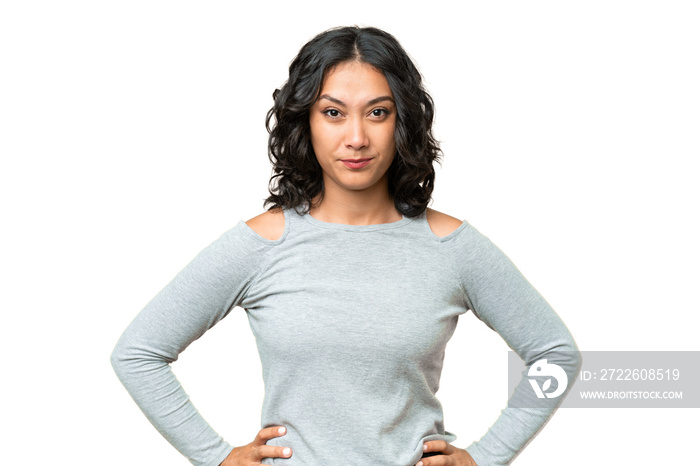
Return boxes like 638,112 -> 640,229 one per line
110,337 -> 129,382
559,336 -> 583,381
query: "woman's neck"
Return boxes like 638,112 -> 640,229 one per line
308,185 -> 401,226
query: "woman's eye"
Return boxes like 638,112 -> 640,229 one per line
324,109 -> 341,118
371,109 -> 388,118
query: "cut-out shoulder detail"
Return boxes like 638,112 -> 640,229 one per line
245,208 -> 285,241
426,208 -> 463,238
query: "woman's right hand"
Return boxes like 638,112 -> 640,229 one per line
219,426 -> 292,465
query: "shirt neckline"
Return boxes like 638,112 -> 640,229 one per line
299,209 -> 414,232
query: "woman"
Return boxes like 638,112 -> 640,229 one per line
111,26 -> 581,466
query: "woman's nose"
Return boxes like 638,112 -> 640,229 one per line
344,117 -> 369,151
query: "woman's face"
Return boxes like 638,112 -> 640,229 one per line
309,61 -> 397,198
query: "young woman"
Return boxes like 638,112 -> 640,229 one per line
111,26 -> 581,466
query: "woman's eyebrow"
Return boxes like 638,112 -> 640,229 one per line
318,94 -> 395,106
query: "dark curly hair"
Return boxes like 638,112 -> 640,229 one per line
264,26 -> 442,218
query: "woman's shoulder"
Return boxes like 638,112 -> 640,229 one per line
245,207 -> 286,241
425,207 -> 464,238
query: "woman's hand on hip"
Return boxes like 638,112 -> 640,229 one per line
219,425 -> 292,465
416,440 -> 478,466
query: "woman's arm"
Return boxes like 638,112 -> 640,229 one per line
444,222 -> 582,466
110,224 -> 271,466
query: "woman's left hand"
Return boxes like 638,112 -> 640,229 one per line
416,440 -> 478,466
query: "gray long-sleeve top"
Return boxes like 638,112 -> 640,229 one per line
111,206 -> 582,465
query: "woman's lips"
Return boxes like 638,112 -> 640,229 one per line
341,158 -> 372,169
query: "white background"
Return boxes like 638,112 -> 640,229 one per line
1,1 -> 698,464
